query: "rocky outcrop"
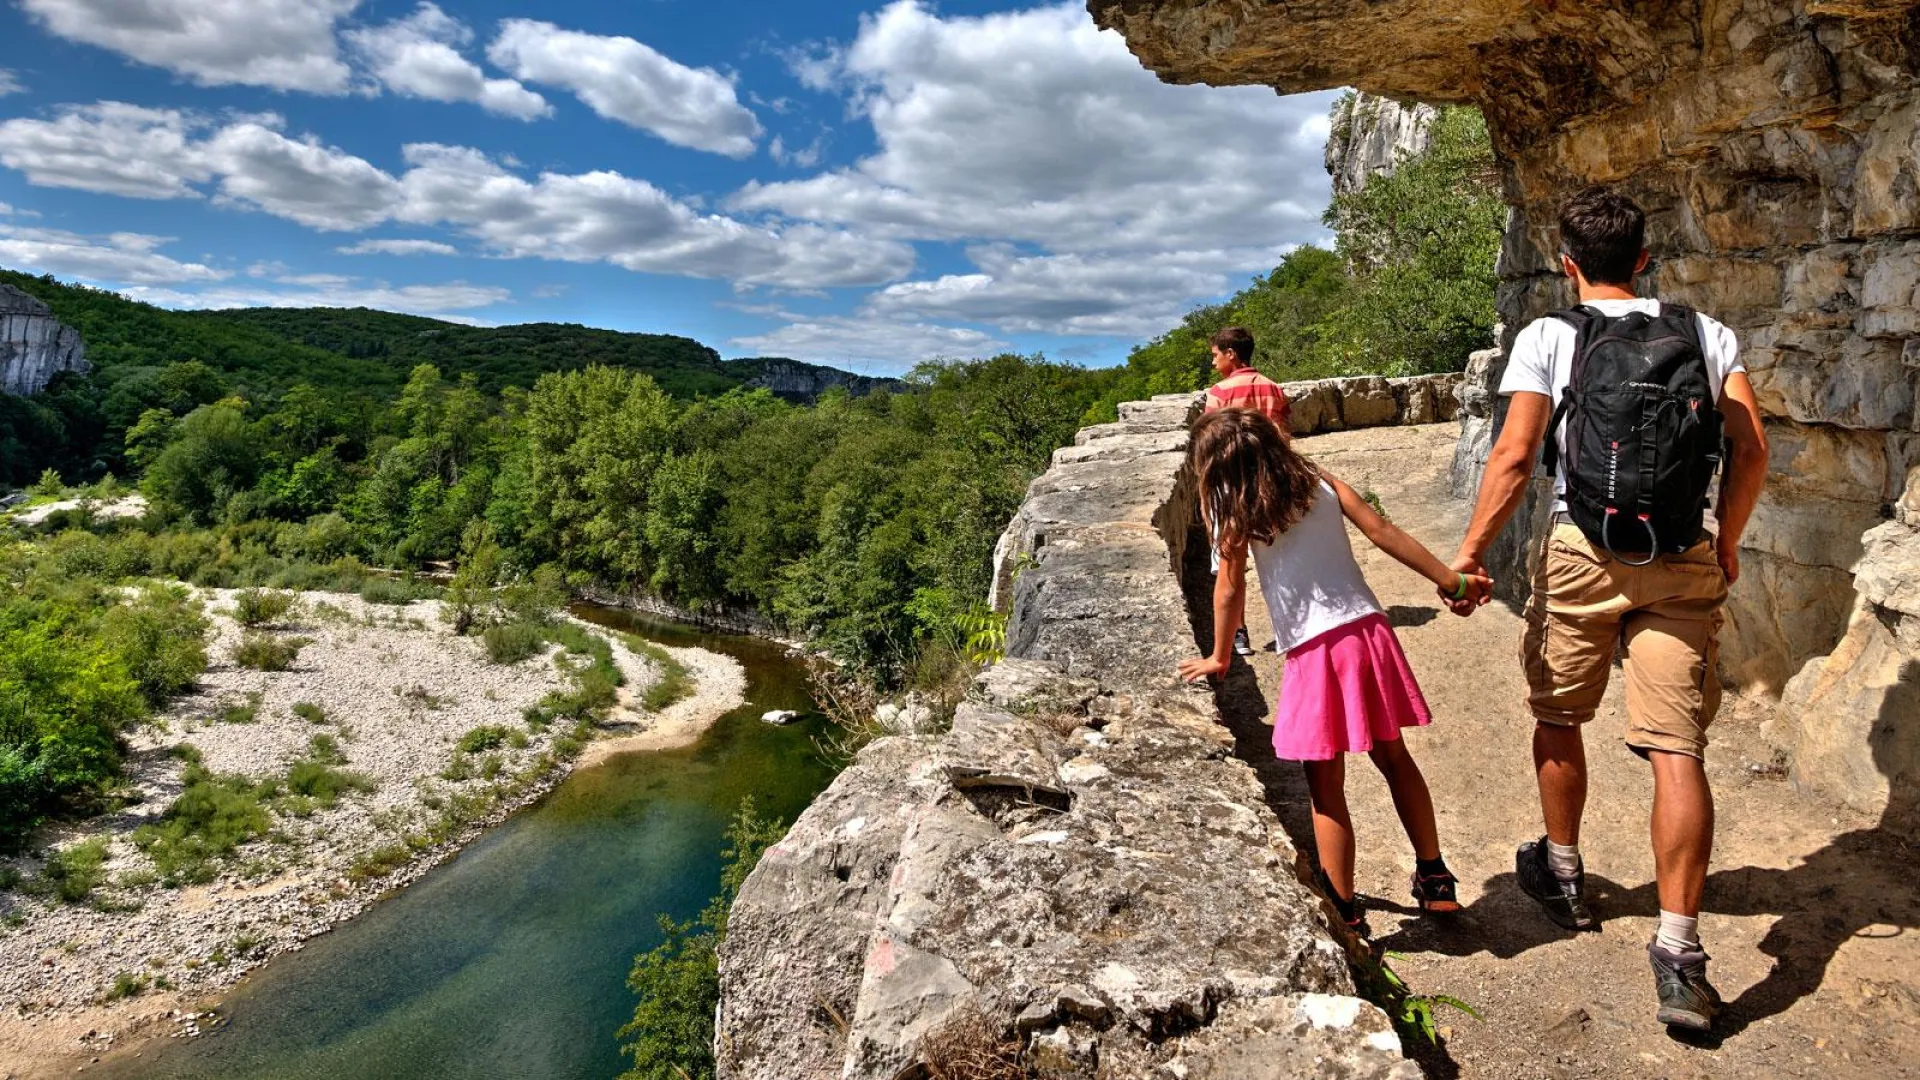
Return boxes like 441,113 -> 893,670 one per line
726,357 -> 905,403
1325,93 -> 1437,200
716,394 -> 1417,1079
0,283 -> 86,397
1088,0 -> 1920,695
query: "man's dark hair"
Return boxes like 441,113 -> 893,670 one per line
1209,325 -> 1256,365
1558,186 -> 1647,286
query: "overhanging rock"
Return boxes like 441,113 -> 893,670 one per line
1091,0 -> 1920,692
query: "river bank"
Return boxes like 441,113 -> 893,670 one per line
0,588 -> 746,1080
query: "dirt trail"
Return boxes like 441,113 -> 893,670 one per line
1208,423 -> 1920,1080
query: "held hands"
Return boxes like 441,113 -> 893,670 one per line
1177,654 -> 1229,683
1440,556 -> 1495,617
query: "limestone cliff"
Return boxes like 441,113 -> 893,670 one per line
725,357 -> 905,403
1325,93 -> 1437,200
0,283 -> 87,397
1088,0 -> 1920,692
715,389 -> 1447,1079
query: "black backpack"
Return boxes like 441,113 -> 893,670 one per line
1540,303 -> 1725,563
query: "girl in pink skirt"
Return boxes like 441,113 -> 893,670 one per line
1178,408 -> 1491,935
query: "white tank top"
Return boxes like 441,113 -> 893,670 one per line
1247,480 -> 1384,654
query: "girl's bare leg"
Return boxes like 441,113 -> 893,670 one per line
1303,757 -> 1355,900
1367,736 -> 1441,861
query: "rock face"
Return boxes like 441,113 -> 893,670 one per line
725,357 -> 905,403
716,394 -> 1416,1079
0,283 -> 87,397
1087,0 -> 1920,695
1325,93 -> 1437,200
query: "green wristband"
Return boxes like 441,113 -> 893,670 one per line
1451,572 -> 1469,601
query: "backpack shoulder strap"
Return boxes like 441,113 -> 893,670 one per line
1538,306 -> 1599,474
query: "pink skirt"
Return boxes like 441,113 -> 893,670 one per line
1273,613 -> 1432,761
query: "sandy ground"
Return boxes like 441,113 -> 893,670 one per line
0,592 -> 743,1080
1207,423 -> 1920,1079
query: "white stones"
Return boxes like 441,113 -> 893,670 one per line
760,709 -> 798,725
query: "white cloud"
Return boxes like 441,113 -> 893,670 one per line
346,4 -> 550,121
488,20 -> 760,157
126,278 -> 509,318
0,224 -> 227,285
0,103 -> 212,199
202,121 -> 405,230
338,238 -> 459,257
729,309 -> 1006,369
0,71 -> 24,96
769,135 -> 823,169
391,143 -> 910,288
19,0 -> 358,93
868,245 -> 1277,338
727,0 -> 1339,345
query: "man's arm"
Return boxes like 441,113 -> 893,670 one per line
1712,372 -> 1768,584
1455,391 -> 1554,572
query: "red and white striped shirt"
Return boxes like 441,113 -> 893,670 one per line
1204,367 -> 1292,432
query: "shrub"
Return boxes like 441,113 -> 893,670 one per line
624,635 -> 691,713
348,843 -> 411,883
232,633 -> 305,672
292,702 -> 326,724
483,622 -> 545,665
133,765 -> 273,885
219,693 -> 262,725
360,577 -> 437,606
457,726 -> 510,754
233,589 -> 297,628
104,584 -> 210,705
102,971 -> 148,1002
44,837 -> 110,903
440,753 -> 475,782
283,759 -> 374,808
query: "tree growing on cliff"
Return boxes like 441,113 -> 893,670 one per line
618,800 -> 788,1080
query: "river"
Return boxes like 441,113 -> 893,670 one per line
104,605 -> 835,1080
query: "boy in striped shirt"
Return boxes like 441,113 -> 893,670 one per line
1203,326 -> 1292,655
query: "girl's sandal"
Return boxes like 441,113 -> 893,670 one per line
1316,869 -> 1372,939
1411,869 -> 1463,915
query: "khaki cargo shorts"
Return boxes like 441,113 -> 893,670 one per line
1522,523 -> 1729,759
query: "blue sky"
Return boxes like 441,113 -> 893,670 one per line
0,0 -> 1340,374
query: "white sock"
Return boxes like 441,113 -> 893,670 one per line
1656,911 -> 1701,953
1545,840 -> 1582,882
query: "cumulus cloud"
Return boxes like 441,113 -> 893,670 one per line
0,103 -> 212,199
337,238 -> 459,257
346,4 -> 550,121
392,144 -> 910,288
488,20 -> 760,157
728,0 -> 1339,345
201,121 -> 405,230
866,245 -> 1278,338
0,71 -> 24,97
19,0 -> 358,93
729,308 -> 1007,369
0,224 -> 227,285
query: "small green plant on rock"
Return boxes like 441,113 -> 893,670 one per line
44,837 -> 110,903
232,633 -> 306,672
457,726 -> 510,754
232,589 -> 297,628
101,971 -> 148,1002
292,701 -> 326,724
220,693 -> 264,725
1359,950 -> 1482,1046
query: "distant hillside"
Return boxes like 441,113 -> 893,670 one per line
0,271 -> 896,404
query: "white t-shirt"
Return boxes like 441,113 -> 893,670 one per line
1249,480 -> 1383,654
1497,298 -> 1744,513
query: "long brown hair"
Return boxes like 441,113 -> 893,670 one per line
1189,407 -> 1320,551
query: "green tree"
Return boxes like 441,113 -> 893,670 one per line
144,401 -> 261,524
618,801 -> 788,1080
522,366 -> 675,584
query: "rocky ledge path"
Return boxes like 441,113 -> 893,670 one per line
1219,423 -> 1920,1080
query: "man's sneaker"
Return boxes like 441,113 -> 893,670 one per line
1648,941 -> 1722,1031
1233,627 -> 1255,656
1515,837 -> 1597,931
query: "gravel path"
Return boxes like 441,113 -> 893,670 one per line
0,589 -> 743,1079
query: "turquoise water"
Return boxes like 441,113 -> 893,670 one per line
106,607 -> 833,1080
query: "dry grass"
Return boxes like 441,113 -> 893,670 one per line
919,1007 -> 1025,1080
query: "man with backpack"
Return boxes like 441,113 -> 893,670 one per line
1449,187 -> 1769,1031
